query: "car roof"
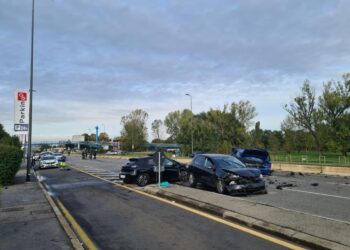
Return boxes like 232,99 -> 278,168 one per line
196,154 -> 231,158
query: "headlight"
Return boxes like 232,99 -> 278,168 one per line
229,174 -> 240,180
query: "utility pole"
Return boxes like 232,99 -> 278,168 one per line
95,126 -> 99,144
185,93 -> 193,155
26,0 -> 35,182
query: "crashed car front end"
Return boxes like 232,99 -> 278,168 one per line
223,172 -> 266,195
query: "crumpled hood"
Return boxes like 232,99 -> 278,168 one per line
222,168 -> 260,178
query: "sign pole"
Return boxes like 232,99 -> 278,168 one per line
26,0 -> 35,182
158,151 -> 161,187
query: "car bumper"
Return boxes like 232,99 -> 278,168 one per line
226,182 -> 266,194
40,164 -> 59,168
119,171 -> 137,180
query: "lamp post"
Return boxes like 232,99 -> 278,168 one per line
185,93 -> 193,155
26,0 -> 35,182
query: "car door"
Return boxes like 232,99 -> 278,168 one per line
191,155 -> 205,182
163,159 -> 178,181
201,157 -> 216,187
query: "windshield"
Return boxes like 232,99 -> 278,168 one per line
42,156 -> 55,160
213,156 -> 246,169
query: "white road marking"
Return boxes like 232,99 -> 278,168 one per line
325,181 -> 350,187
283,188 -> 350,200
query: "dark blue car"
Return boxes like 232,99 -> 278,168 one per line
232,148 -> 272,175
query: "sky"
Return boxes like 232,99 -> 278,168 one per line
1,0 -> 350,142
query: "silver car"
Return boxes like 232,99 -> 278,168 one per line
39,155 -> 58,168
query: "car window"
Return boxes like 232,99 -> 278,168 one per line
164,159 -> 174,168
193,155 -> 205,167
213,156 -> 246,169
204,158 -> 214,169
42,156 -> 55,160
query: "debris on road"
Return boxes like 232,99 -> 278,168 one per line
311,183 -> 319,187
276,183 -> 296,190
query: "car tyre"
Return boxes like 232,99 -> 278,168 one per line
188,172 -> 197,187
179,170 -> 188,182
136,173 -> 150,187
216,179 -> 226,194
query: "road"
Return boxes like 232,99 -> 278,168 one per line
37,166 -> 291,250
67,155 -> 350,224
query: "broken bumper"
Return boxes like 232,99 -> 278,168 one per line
226,182 -> 266,194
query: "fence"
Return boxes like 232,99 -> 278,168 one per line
271,153 -> 349,166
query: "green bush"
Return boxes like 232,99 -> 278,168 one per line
0,145 -> 23,186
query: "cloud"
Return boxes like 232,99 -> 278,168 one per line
1,0 -> 350,141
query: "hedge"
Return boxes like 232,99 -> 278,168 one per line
0,145 -> 23,186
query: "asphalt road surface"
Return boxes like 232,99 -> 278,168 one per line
37,167 -> 289,250
67,155 -> 350,225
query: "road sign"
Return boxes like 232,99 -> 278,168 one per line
14,90 -> 29,132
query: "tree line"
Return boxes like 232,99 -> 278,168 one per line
110,74 -> 350,156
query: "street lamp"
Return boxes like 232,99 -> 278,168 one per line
185,93 -> 193,155
26,0 -> 35,182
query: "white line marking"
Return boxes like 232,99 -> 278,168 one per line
283,188 -> 350,200
325,181 -> 350,187
267,204 -> 350,225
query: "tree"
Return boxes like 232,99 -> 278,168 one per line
120,109 -> 148,151
319,74 -> 350,155
151,119 -> 163,141
231,100 -> 258,131
40,144 -> 50,152
98,132 -> 110,143
164,111 -> 181,142
0,124 -> 21,148
284,81 -> 323,152
251,121 -> 263,148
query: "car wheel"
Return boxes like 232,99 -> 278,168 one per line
188,172 -> 197,187
216,179 -> 226,194
179,170 -> 188,182
136,173 -> 150,187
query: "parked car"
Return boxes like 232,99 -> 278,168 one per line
119,156 -> 187,186
187,154 -> 266,195
39,155 -> 59,169
232,148 -> 272,175
53,153 -> 66,162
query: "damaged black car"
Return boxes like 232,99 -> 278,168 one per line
119,156 -> 187,187
187,154 -> 267,195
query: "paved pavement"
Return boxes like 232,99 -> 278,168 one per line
37,167 -> 292,250
0,167 -> 72,250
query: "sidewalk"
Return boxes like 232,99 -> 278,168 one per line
141,184 -> 350,250
0,167 -> 72,250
